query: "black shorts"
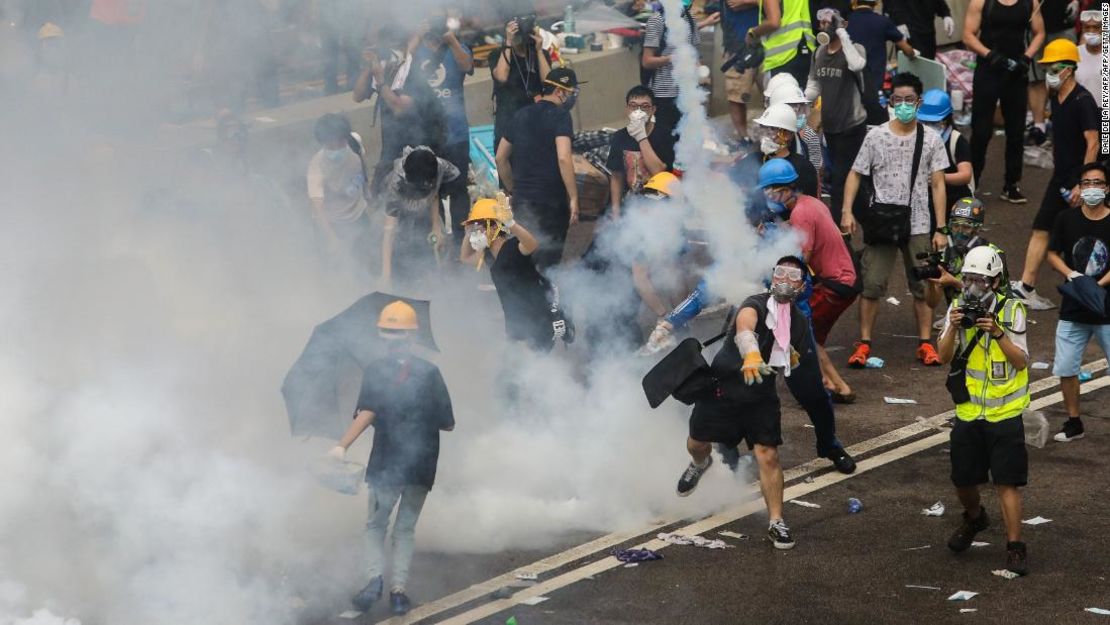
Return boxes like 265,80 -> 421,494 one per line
950,417 -> 1028,488
689,396 -> 783,450
1033,183 -> 1070,232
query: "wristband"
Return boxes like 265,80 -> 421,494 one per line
934,226 -> 948,235
991,331 -> 1004,340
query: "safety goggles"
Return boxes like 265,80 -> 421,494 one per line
1080,177 -> 1108,188
772,265 -> 804,281
1047,63 -> 1074,74
1080,10 -> 1100,23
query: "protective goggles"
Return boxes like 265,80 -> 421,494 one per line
948,219 -> 980,234
772,265 -> 804,281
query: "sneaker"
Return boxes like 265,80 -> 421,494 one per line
917,343 -> 942,366
1053,417 -> 1085,442
825,447 -> 857,474
1025,126 -> 1046,146
1000,184 -> 1028,204
352,576 -> 383,611
677,456 -> 713,497
847,342 -> 870,368
1005,541 -> 1029,576
768,519 -> 796,550
390,591 -> 412,616
1010,281 -> 1057,311
947,506 -> 991,552
717,444 -> 741,472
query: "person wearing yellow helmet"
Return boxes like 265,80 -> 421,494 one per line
329,299 -> 455,617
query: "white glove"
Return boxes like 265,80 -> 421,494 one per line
835,27 -> 851,42
912,48 -> 921,58
327,446 -> 346,461
627,115 -> 649,143
897,24 -> 910,40
1068,270 -> 1083,281
1066,0 -> 1079,21
639,320 -> 676,356
943,16 -> 955,38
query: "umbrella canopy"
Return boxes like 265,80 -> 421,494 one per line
281,292 -> 438,439
1057,276 -> 1107,318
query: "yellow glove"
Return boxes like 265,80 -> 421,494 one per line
742,351 -> 773,385
495,192 -> 515,228
790,347 -> 801,368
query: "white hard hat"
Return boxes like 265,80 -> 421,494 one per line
764,73 -> 799,97
754,103 -> 798,132
962,246 -> 1003,278
767,83 -> 808,106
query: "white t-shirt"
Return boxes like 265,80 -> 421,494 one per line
852,123 -> 949,236
1077,45 -> 1102,107
306,148 -> 367,223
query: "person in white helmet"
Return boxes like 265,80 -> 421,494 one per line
728,102 -> 818,224
766,80 -> 823,189
937,245 -> 1030,578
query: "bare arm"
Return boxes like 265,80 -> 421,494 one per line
945,160 -> 973,187
1084,130 -> 1099,164
353,52 -> 376,102
609,174 -> 623,219
736,305 -> 759,333
641,46 -> 672,70
840,170 -> 861,233
536,41 -> 551,79
638,136 -> 667,176
1046,250 -> 1074,278
748,0 -> 781,39
491,47 -> 512,83
310,198 -> 340,244
1024,7 -> 1044,59
495,138 -> 514,192
459,235 -> 480,266
377,80 -> 414,114
337,410 -> 375,450
931,170 -> 947,250
962,0 -> 990,57
556,136 -> 579,224
632,262 -> 671,317
445,33 -> 473,72
511,221 -> 540,255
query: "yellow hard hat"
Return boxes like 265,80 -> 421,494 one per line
464,198 -> 500,224
643,171 -> 679,197
38,22 -> 64,39
1039,38 -> 1080,64
378,300 -> 418,330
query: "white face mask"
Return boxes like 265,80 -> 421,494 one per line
468,229 -> 489,251
1083,33 -> 1100,46
760,136 -> 783,155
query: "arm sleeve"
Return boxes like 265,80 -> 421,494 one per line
804,51 -> 821,100
954,135 -> 972,166
1080,94 -> 1100,132
929,135 -> 950,174
664,279 -> 711,328
800,128 -> 824,171
839,37 -> 867,72
885,18 -> 905,41
306,156 -> 325,199
555,110 -> 573,138
644,14 -> 664,49
935,0 -> 952,18
1003,302 -> 1029,356
438,157 -> 461,183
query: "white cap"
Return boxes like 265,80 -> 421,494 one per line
754,103 -> 798,132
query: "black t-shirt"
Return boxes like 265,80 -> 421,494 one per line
356,355 -> 454,489
489,46 -> 550,141
710,293 -> 811,401
1049,208 -> 1110,324
490,238 -> 554,350
729,150 -> 819,225
884,0 -> 951,33
506,100 -> 574,203
1040,0 -> 1072,32
605,126 -> 678,195
979,0 -> 1031,59
943,131 -> 973,204
1050,85 -> 1100,186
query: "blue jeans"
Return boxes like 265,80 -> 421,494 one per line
1052,320 -> 1110,377
366,483 -> 429,592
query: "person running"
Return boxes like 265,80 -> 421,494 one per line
329,300 -> 455,616
937,246 -> 1030,578
675,256 -> 813,550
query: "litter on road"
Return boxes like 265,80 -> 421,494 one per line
1085,608 -> 1110,615
948,591 -> 979,601
1031,361 -> 1051,370
612,547 -> 663,563
865,356 -> 885,368
992,569 -> 1020,580
338,611 -> 362,619
719,531 -> 749,540
657,532 -> 731,549
515,572 -> 539,581
885,397 -> 918,405
886,297 -> 901,306
903,545 -> 932,551
922,502 -> 945,516
960,609 -> 978,613
1080,371 -> 1094,382
905,584 -> 942,590
1022,516 -> 1053,525
971,541 -> 990,547
847,497 -> 863,514
788,499 -> 822,508
520,596 -> 549,606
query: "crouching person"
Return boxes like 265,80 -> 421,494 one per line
676,256 -> 812,550
936,246 -> 1031,576
328,301 -> 455,615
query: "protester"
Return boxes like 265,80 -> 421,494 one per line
963,0 -> 1045,203
378,146 -> 460,287
1076,11 -> 1102,100
1012,39 -> 1100,311
489,15 -> 551,151
415,9 -> 474,251
918,89 -> 974,206
754,0 -> 813,90
675,256 -> 814,550
721,0 -> 761,141
1045,162 -> 1110,443
766,81 -> 823,186
937,246 -> 1031,578
805,7 -> 866,226
730,103 -> 818,224
883,0 -> 955,59
1026,0 -> 1078,147
844,0 -> 918,125
758,159 -> 858,402
925,198 -> 1012,311
319,0 -> 364,94
642,1 -> 719,138
606,85 -> 677,217
353,24 -> 447,194
329,300 -> 455,616
842,73 -> 950,367
495,67 -> 583,270
306,113 -> 370,276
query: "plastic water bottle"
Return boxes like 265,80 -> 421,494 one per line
848,497 -> 863,514
564,4 -> 575,34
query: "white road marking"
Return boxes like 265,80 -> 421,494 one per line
371,361 -> 1109,625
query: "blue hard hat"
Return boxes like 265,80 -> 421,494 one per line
757,158 -> 798,188
917,89 -> 952,122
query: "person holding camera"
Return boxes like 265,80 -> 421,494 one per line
489,15 -> 551,152
936,246 -> 1030,578
924,198 -> 1012,312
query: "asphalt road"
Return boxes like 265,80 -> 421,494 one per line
314,129 -> 1110,625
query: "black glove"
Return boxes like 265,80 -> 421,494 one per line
986,50 -> 1010,70
1013,55 -> 1032,75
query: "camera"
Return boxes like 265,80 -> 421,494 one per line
513,15 -> 537,43
958,301 -> 986,329
720,38 -> 765,73
911,251 -> 946,281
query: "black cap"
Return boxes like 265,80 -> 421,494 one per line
544,67 -> 587,90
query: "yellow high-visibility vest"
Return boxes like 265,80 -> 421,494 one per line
760,0 -> 815,72
954,296 -> 1030,423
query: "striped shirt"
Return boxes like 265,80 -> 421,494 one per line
643,12 -> 701,99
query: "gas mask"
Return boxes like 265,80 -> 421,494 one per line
769,264 -> 804,303
816,31 -> 831,46
770,280 -> 801,303
962,276 -> 993,304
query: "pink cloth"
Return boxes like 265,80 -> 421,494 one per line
788,195 -> 856,287
772,300 -> 792,362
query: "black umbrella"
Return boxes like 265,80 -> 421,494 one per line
1057,275 -> 1108,318
281,292 -> 438,439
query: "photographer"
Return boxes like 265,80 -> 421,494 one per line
923,197 -> 1011,310
489,15 -> 551,151
937,246 -> 1030,578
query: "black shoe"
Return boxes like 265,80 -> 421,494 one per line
948,506 -> 991,552
390,591 -> 412,616
768,519 -> 796,550
1001,185 -> 1027,204
1025,126 -> 1046,146
826,447 -> 857,474
1053,417 -> 1085,443
1005,541 -> 1029,576
717,444 -> 741,472
676,456 -> 713,497
352,576 -> 383,611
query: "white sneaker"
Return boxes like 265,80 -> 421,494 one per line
1011,281 -> 1057,311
